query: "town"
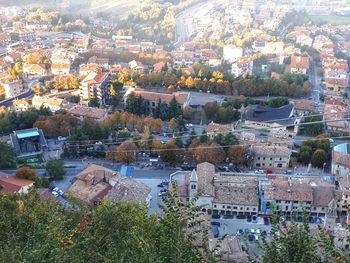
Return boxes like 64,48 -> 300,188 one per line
0,0 -> 350,262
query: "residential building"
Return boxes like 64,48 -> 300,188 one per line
337,177 -> 350,213
223,45 -> 243,63
290,55 -> 310,74
79,63 -> 101,77
51,63 -> 70,76
88,56 -> 109,70
0,32 -> 11,46
0,172 -> 34,194
0,77 -> 23,99
293,99 -> 316,115
231,56 -> 253,77
80,71 -> 110,105
129,60 -> 145,73
68,105 -> 109,121
12,99 -> 29,112
332,143 -> 350,177
124,88 -> 190,115
23,63 -> 48,77
206,122 -> 234,139
32,95 -> 63,113
251,145 -> 291,169
67,165 -> 151,206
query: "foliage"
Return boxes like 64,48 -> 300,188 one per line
106,140 -> 138,164
299,135 -> 331,166
189,140 -> 226,164
214,133 -> 239,150
16,166 -> 37,181
298,114 -> 324,136
311,149 -> 328,168
227,146 -> 248,166
45,159 -> 66,180
154,98 -> 182,121
268,97 -> 289,108
204,102 -> 219,121
53,75 -> 80,91
159,141 -> 182,165
125,93 -> 148,116
34,114 -> 79,138
88,97 -> 100,108
0,142 -> 17,168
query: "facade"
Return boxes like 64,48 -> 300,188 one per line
332,143 -> 350,177
80,71 -> 110,105
32,95 -> 63,113
23,63 -> 48,77
251,145 -> 291,169
51,63 -> 70,75
0,77 -> 23,98
290,55 -> 310,74
231,56 -> 253,77
12,99 -> 29,112
0,172 -> 34,194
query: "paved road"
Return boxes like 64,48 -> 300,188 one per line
309,59 -> 323,113
174,0 -> 211,47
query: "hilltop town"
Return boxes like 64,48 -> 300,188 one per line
0,0 -> 350,262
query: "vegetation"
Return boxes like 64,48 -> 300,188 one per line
298,135 -> 331,167
298,114 -> 324,136
106,140 -> 138,164
45,159 -> 66,180
0,142 -> 17,168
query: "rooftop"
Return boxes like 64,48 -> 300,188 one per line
68,105 -> 108,120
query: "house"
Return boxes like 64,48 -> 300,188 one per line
0,32 -> 11,46
51,63 -> 70,76
251,145 -> 291,169
153,61 -> 165,73
129,60 -> 145,73
293,99 -> 316,115
79,63 -> 101,77
231,56 -> 253,77
0,172 -> 34,194
12,99 -> 29,112
23,63 -> 48,77
67,165 -> 151,206
223,45 -> 243,63
124,88 -> 190,114
68,105 -> 109,121
290,55 -> 310,74
80,71 -> 110,105
206,122 -> 234,139
323,101 -> 350,133
32,95 -> 63,113
0,77 -> 23,99
332,143 -> 350,178
88,56 -> 109,70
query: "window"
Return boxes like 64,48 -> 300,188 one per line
262,163 -> 265,166
240,207 -> 243,210
277,163 -> 283,168
269,164 -> 272,166
253,208 -> 256,211
227,206 -> 231,209
270,157 -> 273,160
285,206 -> 289,210
266,202 -> 271,209
257,157 -> 260,160
293,201 -> 298,204
276,200 -> 281,203
247,207 -> 249,210
223,205 -> 225,208
321,207 -> 324,211
280,158 -> 282,161
276,206 -> 280,210
263,157 -> 266,160
191,184 -> 196,190
256,163 -> 261,167
214,205 -> 217,208
233,206 -> 237,209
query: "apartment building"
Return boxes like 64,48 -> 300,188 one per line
80,71 -> 110,105
251,145 -> 291,169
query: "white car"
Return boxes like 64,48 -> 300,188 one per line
52,191 -> 59,197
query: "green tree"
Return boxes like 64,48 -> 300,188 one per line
268,97 -> 289,108
46,159 -> 65,180
311,149 -> 327,168
168,97 -> 182,120
199,130 -> 208,143
298,115 -> 324,136
125,93 -> 147,116
0,142 -> 17,168
186,128 -> 196,147
88,97 -> 100,108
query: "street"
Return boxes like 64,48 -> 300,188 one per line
309,59 -> 324,113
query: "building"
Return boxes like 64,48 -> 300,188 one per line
290,55 -> 310,74
79,63 -> 101,76
251,145 -> 291,169
124,88 -> 190,115
293,99 -> 316,115
206,122 -> 234,139
51,63 -> 70,76
80,71 -> 110,105
0,172 -> 34,194
332,143 -> 350,177
231,56 -> 253,77
32,95 -> 63,113
12,99 -> 29,112
170,162 -> 259,216
67,165 -> 151,206
129,60 -> 145,73
259,176 -> 336,217
68,105 -> 109,121
0,77 -> 24,99
9,128 -> 47,160
23,63 -> 48,77
223,45 -> 243,63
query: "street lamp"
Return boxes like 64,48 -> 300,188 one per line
322,163 -> 326,175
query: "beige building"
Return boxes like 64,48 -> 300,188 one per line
251,145 -> 291,169
32,95 -> 63,113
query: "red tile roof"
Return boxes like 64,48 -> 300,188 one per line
0,175 -> 34,194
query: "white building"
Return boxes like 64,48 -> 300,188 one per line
223,45 -> 243,63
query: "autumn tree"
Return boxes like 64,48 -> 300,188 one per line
189,141 -> 226,165
160,140 -> 182,165
204,102 -> 219,121
227,146 -> 248,166
107,140 -> 138,164
16,166 -> 37,181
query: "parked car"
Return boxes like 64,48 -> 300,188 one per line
252,215 -> 258,223
244,228 -> 250,233
308,217 -> 314,223
264,218 -> 270,225
237,215 -> 246,219
247,215 -> 252,222
211,221 -> 221,226
157,183 -> 164,187
254,170 -> 264,174
254,234 -> 259,242
248,234 -> 254,242
212,214 -> 221,219
212,225 -> 219,238
223,214 -> 234,219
